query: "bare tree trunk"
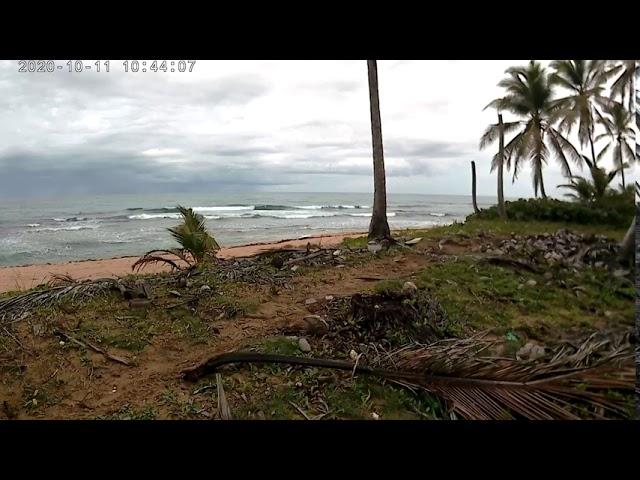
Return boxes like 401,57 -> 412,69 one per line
366,60 -> 391,241
497,113 -> 507,220
471,161 -> 480,214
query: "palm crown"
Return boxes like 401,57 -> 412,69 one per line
484,61 -> 581,198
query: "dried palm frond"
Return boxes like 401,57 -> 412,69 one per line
182,330 -> 634,420
0,279 -> 117,324
131,249 -> 193,273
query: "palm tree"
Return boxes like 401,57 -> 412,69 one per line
608,60 -> 638,112
558,164 -> 621,202
366,60 -> 391,241
594,102 -> 635,189
486,61 -> 581,199
133,206 -> 220,272
480,112 -> 519,218
549,60 -> 613,168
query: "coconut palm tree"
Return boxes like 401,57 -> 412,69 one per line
133,206 -> 220,272
549,60 -> 613,168
607,60 -> 638,112
480,111 -> 521,217
366,60 -> 391,241
558,164 -> 621,203
594,101 -> 636,189
486,61 -> 581,199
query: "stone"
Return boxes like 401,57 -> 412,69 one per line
200,285 -> 211,293
333,249 -> 342,256
371,412 -> 380,420
298,337 -> 311,353
402,281 -> 418,297
256,411 -> 266,420
543,272 -> 553,280
525,279 -> 537,287
325,295 -> 334,301
336,265 -> 345,269
302,315 -> 329,335
305,298 -> 317,306
367,241 -> 383,253
349,349 -> 358,361
291,265 -> 299,272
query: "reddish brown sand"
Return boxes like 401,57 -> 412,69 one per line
0,232 -> 366,294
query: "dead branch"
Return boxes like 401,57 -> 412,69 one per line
54,329 -> 132,366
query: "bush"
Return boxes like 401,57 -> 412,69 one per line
471,194 -> 634,228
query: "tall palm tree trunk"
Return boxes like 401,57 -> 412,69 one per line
497,113 -> 507,219
539,168 -> 548,199
366,60 -> 391,241
471,161 -> 480,214
589,132 -> 598,168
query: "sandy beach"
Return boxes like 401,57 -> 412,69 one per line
0,232 -> 366,294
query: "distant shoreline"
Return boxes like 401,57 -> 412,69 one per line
0,231 -> 369,294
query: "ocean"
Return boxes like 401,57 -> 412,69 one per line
0,192 -> 497,267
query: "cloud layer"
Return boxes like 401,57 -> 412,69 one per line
0,60 -> 634,199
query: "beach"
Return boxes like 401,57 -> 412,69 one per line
0,231 -> 366,293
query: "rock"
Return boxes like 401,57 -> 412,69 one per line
349,349 -> 358,361
367,241 -> 383,253
371,412 -> 380,420
169,290 -> 182,297
256,411 -> 266,420
325,295 -> 334,301
298,338 -> 311,353
525,279 -> 537,287
332,249 -> 342,256
529,345 -> 546,360
304,298 -> 317,306
336,265 -> 345,269
604,310 -> 615,318
291,265 -> 299,272
543,272 -> 553,280
402,281 -> 418,297
613,269 -> 629,278
302,315 -> 329,335
518,283 -> 524,290
517,342 -> 545,360
200,285 -> 211,293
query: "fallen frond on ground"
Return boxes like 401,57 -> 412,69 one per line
181,330 -> 633,420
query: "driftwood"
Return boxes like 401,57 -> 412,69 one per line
54,329 -> 132,366
283,251 -> 326,267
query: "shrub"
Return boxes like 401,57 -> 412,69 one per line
471,194 -> 634,228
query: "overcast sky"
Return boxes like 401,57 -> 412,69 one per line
0,60 -> 635,200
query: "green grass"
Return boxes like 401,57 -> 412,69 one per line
341,219 -> 628,249
414,257 -> 634,337
97,404 -> 157,420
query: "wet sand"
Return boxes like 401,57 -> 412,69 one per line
0,232 -> 366,293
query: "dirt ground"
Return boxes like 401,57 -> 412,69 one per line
0,228 -> 634,420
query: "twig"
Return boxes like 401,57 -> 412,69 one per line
193,384 -> 216,395
54,329 -> 132,366
289,401 -> 312,420
2,327 -> 33,355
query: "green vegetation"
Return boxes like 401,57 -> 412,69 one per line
133,205 -> 220,272
472,196 -> 634,228
415,257 -> 634,336
97,404 -> 158,420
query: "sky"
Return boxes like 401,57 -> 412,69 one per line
0,60 -> 636,200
